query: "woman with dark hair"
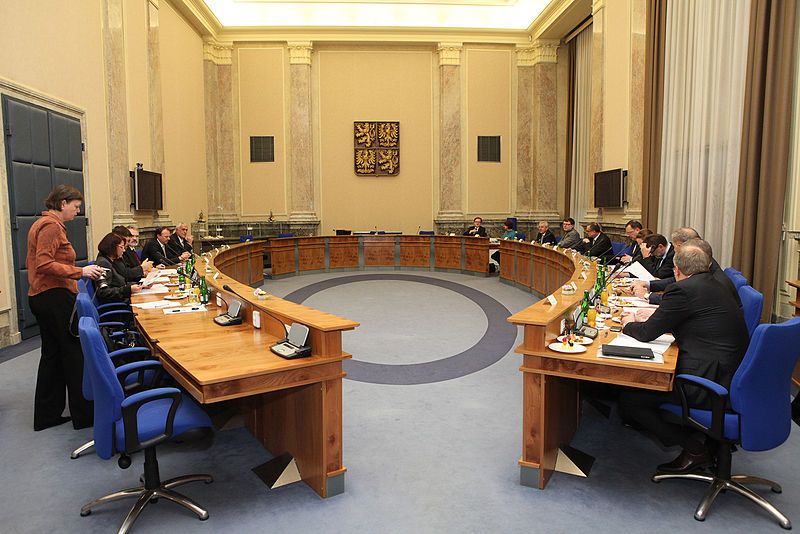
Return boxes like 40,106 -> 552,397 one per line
94,232 -> 142,305
27,185 -> 105,431
111,225 -> 153,282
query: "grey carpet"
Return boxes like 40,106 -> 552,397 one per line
0,270 -> 797,533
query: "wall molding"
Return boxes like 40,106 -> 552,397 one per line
437,42 -> 463,66
203,38 -> 233,65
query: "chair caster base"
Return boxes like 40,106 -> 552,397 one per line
80,510 -> 91,517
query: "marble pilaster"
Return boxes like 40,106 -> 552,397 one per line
203,40 -> 238,222
146,0 -> 170,225
625,0 -> 646,220
103,0 -> 135,226
287,42 -> 319,233
436,43 -> 463,223
517,41 -> 560,222
588,0 -> 606,220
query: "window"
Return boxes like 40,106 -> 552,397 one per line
477,136 -> 501,162
250,136 -> 275,162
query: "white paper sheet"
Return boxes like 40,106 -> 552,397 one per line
622,260 -> 657,281
131,300 -> 181,310
138,284 -> 170,295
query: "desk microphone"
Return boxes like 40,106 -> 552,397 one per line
222,284 -> 289,337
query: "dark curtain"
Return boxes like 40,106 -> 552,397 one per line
641,0 -> 667,231
731,0 -> 798,321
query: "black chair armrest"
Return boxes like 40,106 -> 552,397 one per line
121,387 -> 182,452
674,373 -> 729,441
116,360 -> 164,393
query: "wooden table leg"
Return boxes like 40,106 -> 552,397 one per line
246,377 -> 346,498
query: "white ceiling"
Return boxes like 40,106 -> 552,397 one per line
202,0 -> 551,30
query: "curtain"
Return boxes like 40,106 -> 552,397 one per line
658,0 -> 751,266
731,0 -> 798,321
641,0 -> 667,231
564,39 -> 576,216
569,25 -> 592,223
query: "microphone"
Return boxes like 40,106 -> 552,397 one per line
222,284 -> 289,338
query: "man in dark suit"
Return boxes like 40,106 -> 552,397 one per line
634,230 -> 740,306
121,225 -> 144,270
167,222 -> 193,262
618,243 -> 749,473
534,221 -> 557,245
111,226 -> 152,282
142,226 -> 174,266
642,234 -> 674,279
463,217 -> 487,237
575,222 -> 613,261
620,220 -> 643,264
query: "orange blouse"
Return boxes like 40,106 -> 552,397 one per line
26,211 -> 83,296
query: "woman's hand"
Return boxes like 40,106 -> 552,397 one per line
130,284 -> 142,294
141,259 -> 154,272
82,265 -> 105,280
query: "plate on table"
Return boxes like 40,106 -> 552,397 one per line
556,335 -> 593,345
548,342 -> 587,354
163,294 -> 186,300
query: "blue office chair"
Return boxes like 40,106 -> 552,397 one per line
75,292 -> 137,343
277,233 -> 294,238
654,318 -> 800,529
723,268 -> 748,289
738,285 -> 764,338
239,234 -> 254,242
611,242 -> 629,257
419,230 -> 435,236
555,235 -> 562,244
77,317 -> 213,532
516,232 -> 526,241
78,277 -> 132,316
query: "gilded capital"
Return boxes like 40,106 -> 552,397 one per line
288,42 -> 313,65
203,39 -> 232,65
517,40 -> 559,66
592,0 -> 605,15
437,42 -> 462,66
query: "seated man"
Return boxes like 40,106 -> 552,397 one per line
558,217 -> 582,249
534,221 -> 557,245
575,222 -> 614,261
618,243 -> 749,473
463,217 -> 487,237
633,229 -> 739,305
141,226 -> 174,266
620,220 -> 643,264
121,225 -> 144,269
641,233 -> 674,279
111,226 -> 153,282
168,222 -> 193,262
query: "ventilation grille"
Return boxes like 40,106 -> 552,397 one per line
250,136 -> 275,162
477,136 -> 501,162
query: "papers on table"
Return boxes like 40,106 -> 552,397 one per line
621,260 -> 657,281
138,284 -> 170,295
159,269 -> 178,276
162,305 -> 207,315
131,300 -> 181,310
597,333 -> 675,364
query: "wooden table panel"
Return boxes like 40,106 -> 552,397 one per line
269,239 -> 296,276
434,237 -> 461,269
400,237 -> 430,267
298,238 -> 325,271
363,237 -> 396,266
464,239 -> 489,273
329,237 -> 359,269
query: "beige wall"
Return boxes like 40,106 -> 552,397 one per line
602,0 -> 631,171
235,46 -> 288,219
0,0 -> 111,342
315,47 -> 435,234
160,0 -> 208,226
465,47 -> 514,217
124,0 -> 153,173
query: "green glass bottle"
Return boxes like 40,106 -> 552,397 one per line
178,264 -> 186,291
199,276 -> 209,304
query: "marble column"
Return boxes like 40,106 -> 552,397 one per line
588,0 -> 606,221
203,39 -> 238,222
287,42 -> 319,235
435,43 -> 464,233
626,0 -> 646,221
102,0 -> 135,226
147,0 -> 170,225
516,41 -> 560,224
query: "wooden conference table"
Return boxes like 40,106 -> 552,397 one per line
132,241 -> 359,498
502,240 -> 679,490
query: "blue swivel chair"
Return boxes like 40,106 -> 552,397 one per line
516,232 -> 526,241
78,317 -> 213,532
419,230 -> 435,236
723,268 -> 748,289
611,242 -> 628,257
70,296 -> 154,459
738,285 -> 764,338
277,233 -> 295,238
654,319 -> 800,529
78,277 -> 133,318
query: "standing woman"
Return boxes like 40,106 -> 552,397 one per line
27,185 -> 104,431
